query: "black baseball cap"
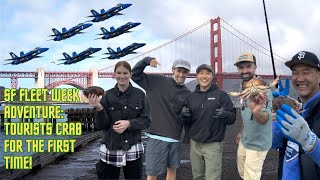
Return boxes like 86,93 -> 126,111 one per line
196,64 -> 212,73
285,51 -> 320,70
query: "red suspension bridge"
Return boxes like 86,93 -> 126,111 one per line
0,17 -> 291,90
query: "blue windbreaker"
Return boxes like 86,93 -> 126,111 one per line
272,90 -> 320,180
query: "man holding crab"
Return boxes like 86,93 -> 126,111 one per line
234,52 -> 273,180
272,51 -> 320,180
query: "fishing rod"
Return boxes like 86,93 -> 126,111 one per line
262,0 -> 278,88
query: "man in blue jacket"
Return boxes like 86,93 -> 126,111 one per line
273,51 -> 320,180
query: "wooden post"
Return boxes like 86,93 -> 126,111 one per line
0,113 -> 4,130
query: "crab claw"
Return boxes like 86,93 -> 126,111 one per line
285,95 -> 303,112
267,75 -> 281,88
228,92 -> 242,96
294,101 -> 303,111
297,109 -> 306,114
291,97 -> 303,111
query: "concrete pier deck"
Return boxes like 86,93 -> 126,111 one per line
22,111 -> 279,180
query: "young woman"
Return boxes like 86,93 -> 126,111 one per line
88,61 -> 151,179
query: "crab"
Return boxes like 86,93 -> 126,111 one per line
271,96 -> 304,121
83,86 -> 105,98
228,76 -> 280,105
272,96 -> 303,112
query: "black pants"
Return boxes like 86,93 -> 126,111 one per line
95,157 -> 142,180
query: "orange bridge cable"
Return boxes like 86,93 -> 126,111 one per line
220,18 -> 287,61
221,24 -> 272,58
98,20 -> 211,72
220,25 -> 287,64
221,18 -> 276,53
123,20 -> 211,61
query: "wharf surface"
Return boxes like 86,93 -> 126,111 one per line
22,111 -> 279,180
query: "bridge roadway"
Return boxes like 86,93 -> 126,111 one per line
23,111 -> 279,180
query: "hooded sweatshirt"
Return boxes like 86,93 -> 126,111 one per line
131,57 -> 191,140
183,84 -> 236,143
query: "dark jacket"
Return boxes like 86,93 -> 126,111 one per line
95,83 -> 151,151
182,84 -> 236,143
131,57 -> 191,140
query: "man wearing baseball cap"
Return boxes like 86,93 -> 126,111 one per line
180,64 -> 236,179
273,51 -> 320,180
131,57 -> 191,180
234,52 -> 273,180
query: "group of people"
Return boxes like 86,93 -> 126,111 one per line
88,50 -> 320,180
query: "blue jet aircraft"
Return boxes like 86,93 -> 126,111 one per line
4,47 -> 49,65
102,43 -> 146,60
58,47 -> 102,65
49,23 -> 92,41
96,22 -> 141,40
88,3 -> 132,22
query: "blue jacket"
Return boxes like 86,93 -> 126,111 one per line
272,90 -> 320,180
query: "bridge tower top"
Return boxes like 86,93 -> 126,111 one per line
90,67 -> 98,86
35,67 -> 45,88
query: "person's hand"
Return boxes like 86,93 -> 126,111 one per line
213,107 -> 228,119
276,104 -> 317,152
181,106 -> 191,117
273,77 -> 290,98
236,133 -> 241,144
88,94 -> 103,111
150,58 -> 161,67
113,120 -> 131,134
250,93 -> 267,114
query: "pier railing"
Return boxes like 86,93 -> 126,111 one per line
0,108 -> 101,179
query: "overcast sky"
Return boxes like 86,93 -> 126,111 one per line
1,0 -> 319,89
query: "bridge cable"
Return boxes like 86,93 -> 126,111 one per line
220,18 -> 287,63
98,20 -> 211,72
